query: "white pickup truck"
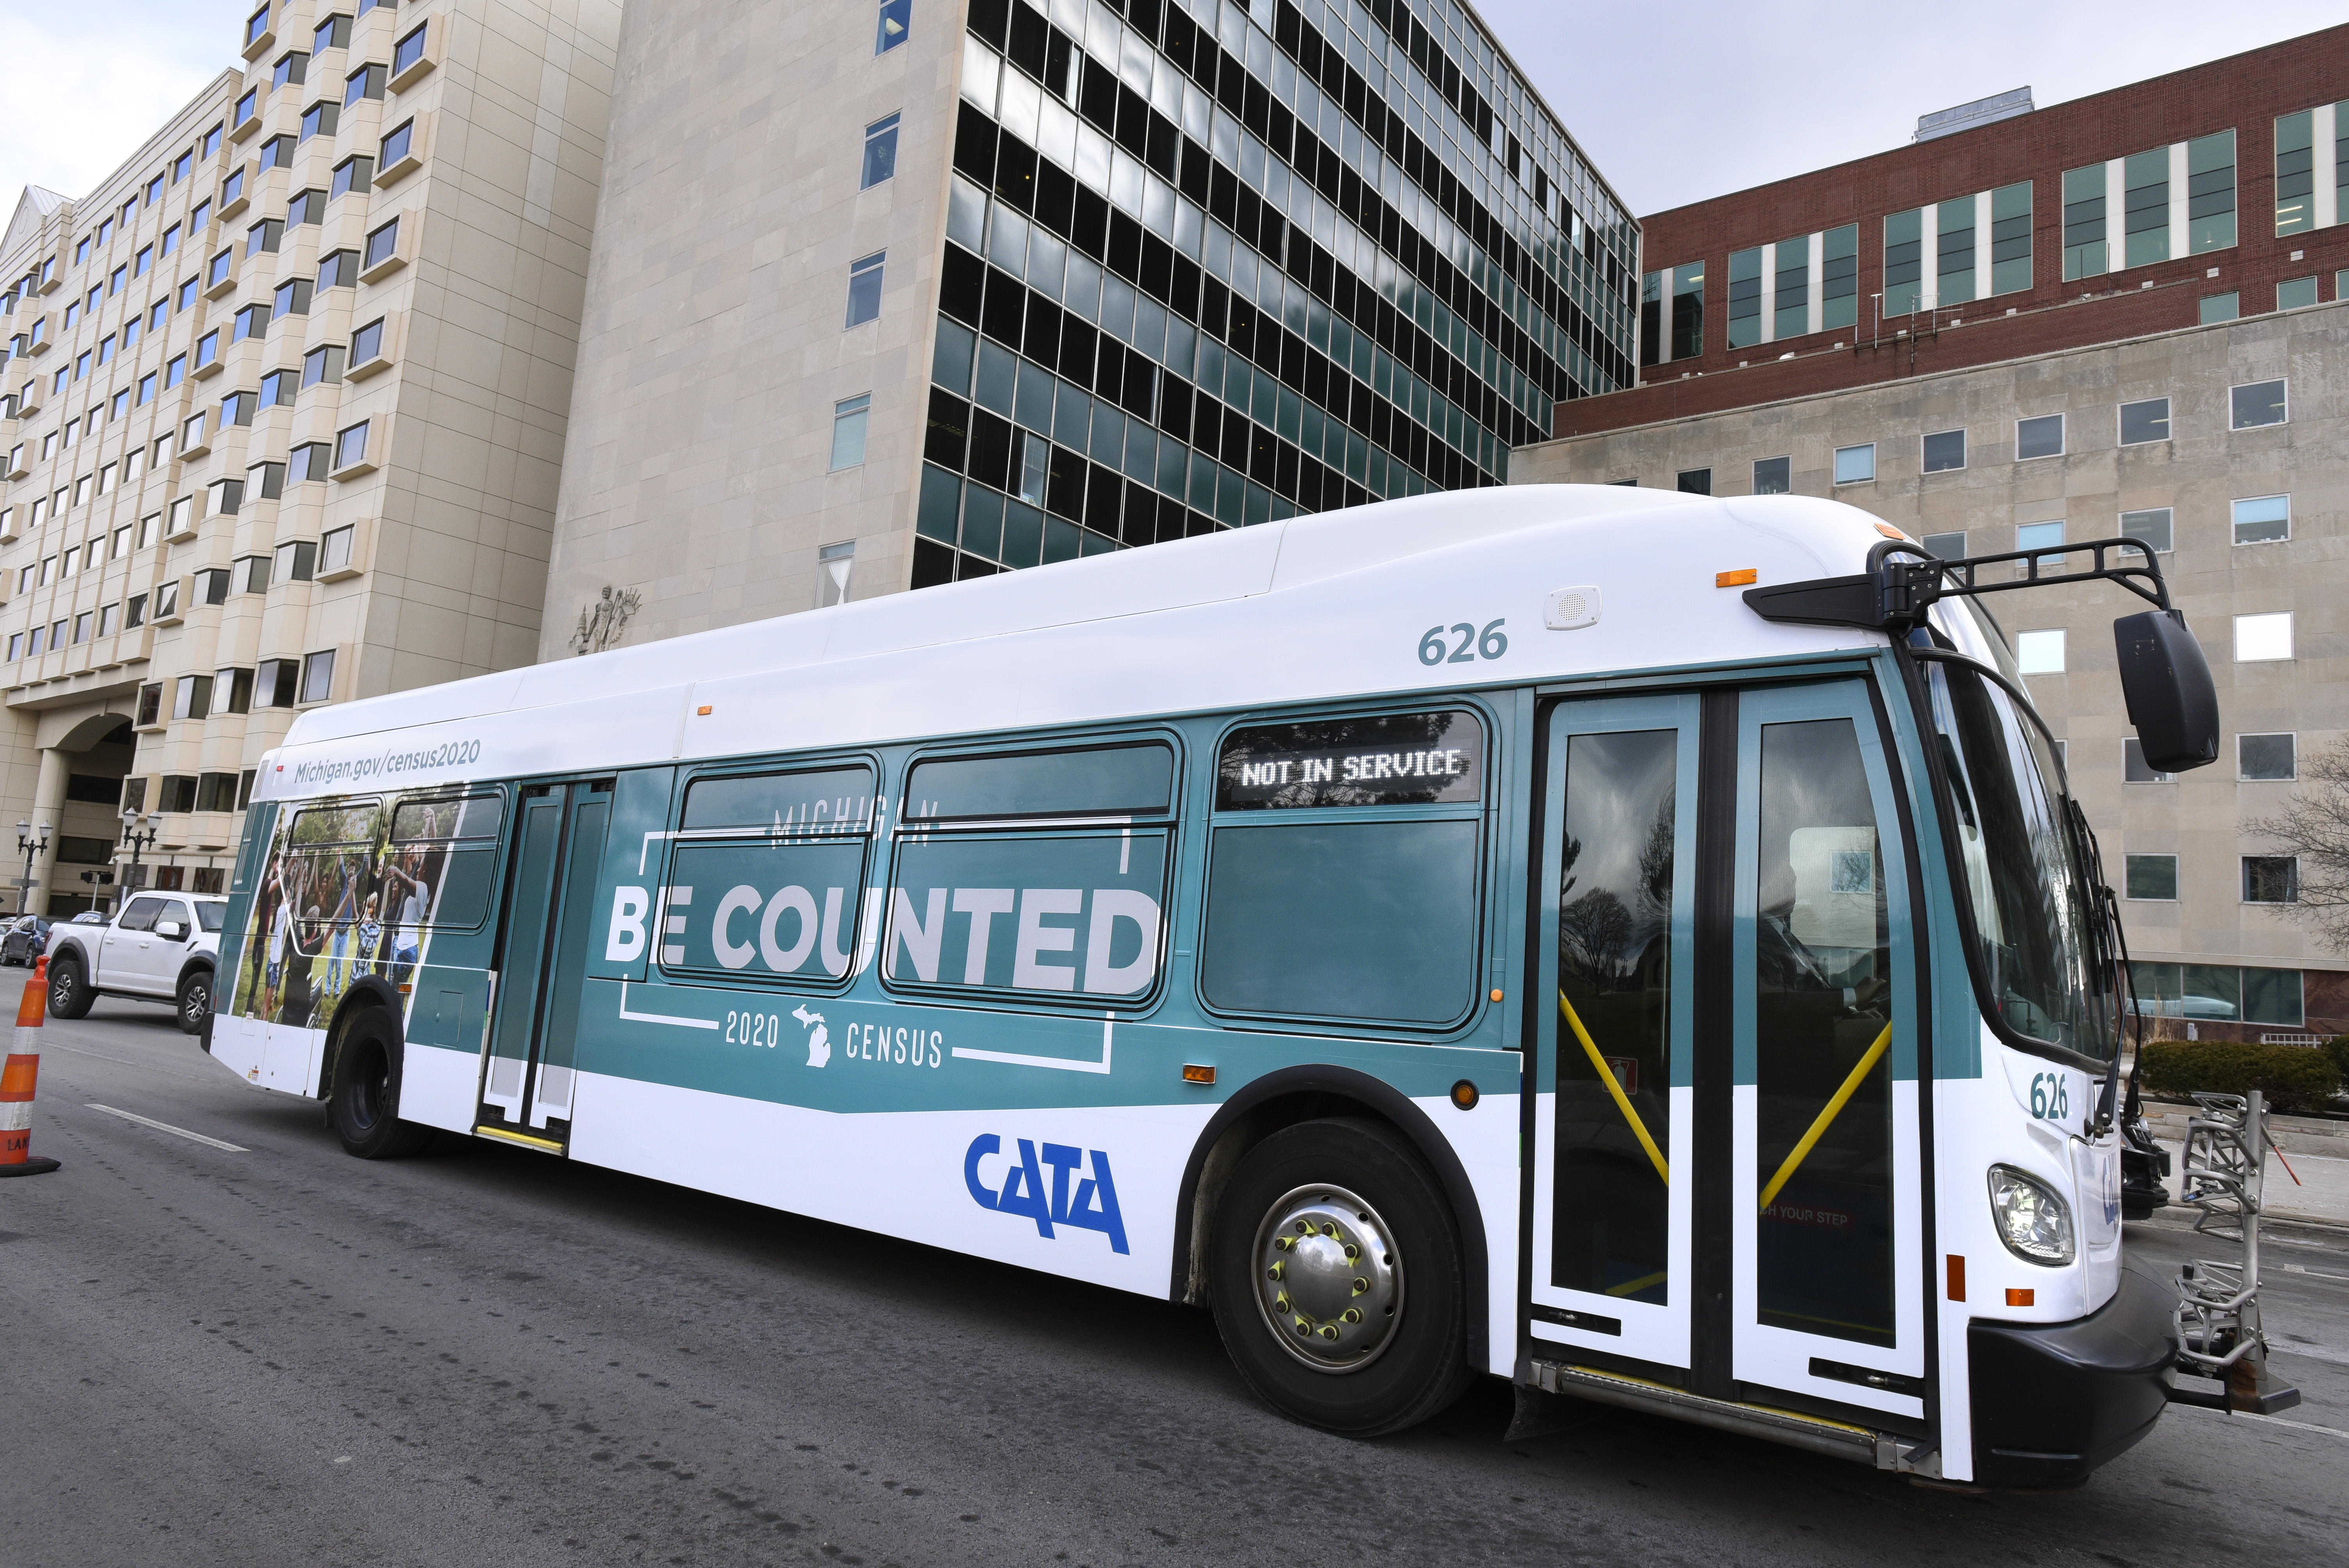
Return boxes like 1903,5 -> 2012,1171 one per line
46,892 -> 227,1033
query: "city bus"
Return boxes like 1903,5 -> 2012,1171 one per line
198,485 -> 2215,1486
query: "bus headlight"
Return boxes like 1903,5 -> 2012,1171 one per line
1987,1165 -> 2074,1266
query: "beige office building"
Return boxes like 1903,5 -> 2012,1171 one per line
1511,302 -> 2349,1041
0,0 -> 617,912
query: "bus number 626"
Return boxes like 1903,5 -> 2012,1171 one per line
1419,618 -> 1508,665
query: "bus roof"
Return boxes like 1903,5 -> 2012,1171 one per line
256,486 -> 1898,803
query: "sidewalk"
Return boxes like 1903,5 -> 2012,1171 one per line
2146,1101 -> 2349,1229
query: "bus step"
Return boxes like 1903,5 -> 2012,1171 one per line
473,1124 -> 565,1154
1528,1359 -> 1919,1471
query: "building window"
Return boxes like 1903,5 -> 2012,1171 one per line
364,219 -> 399,271
2242,857 -> 2298,905
1921,531 -> 1966,560
2186,129 -> 2236,254
2061,165 -> 2107,281
2239,733 -> 2296,781
1884,207 -> 1924,313
350,316 -> 384,365
2234,612 -> 2293,662
2123,148 -> 2169,268
2277,275 -> 2317,311
344,62 -> 386,105
260,368 -> 296,408
1670,264 -> 1703,359
394,22 -> 428,76
2232,494 -> 2289,545
216,666 -> 255,715
331,155 -> 373,200
862,113 -> 901,189
299,649 -> 337,703
1726,246 -> 1762,349
300,101 -> 340,143
875,0 -> 910,55
173,673 -> 214,721
314,11 -> 351,52
1752,456 -> 1790,495
379,119 -> 413,170
2124,854 -> 2178,901
2230,379 -> 2287,429
816,540 -> 856,608
2119,508 -> 2173,553
1936,195 -> 1976,305
2199,292 -> 2238,324
274,539 -> 317,583
1823,223 -> 1860,327
245,4 -> 272,49
2133,737 -> 2180,784
2014,629 -> 2065,674
248,218 -> 284,257
1921,429 -> 1966,472
292,442 -> 332,482
274,277 -> 313,319
196,568 -> 233,606
334,420 -> 371,470
319,523 -> 355,573
274,49 -> 307,89
1833,444 -> 1875,485
845,249 -> 886,327
2015,414 -> 2063,460
829,393 -> 872,470
260,134 -> 296,172
257,658 -> 301,707
1773,237 -> 1809,339
1674,468 -> 1711,496
305,343 -> 346,387
318,249 -> 356,290
2119,397 -> 2169,445
2016,519 -> 2066,563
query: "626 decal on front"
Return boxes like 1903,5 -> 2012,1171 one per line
1418,619 -> 1508,666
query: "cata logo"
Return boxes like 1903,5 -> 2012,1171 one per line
964,1134 -> 1127,1254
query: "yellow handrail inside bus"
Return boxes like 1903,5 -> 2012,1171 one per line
1557,989 -> 1668,1185
1757,1021 -> 1893,1212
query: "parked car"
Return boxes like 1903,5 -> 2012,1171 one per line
0,914 -> 51,966
46,893 -> 228,1033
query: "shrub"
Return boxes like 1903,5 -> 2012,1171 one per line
2327,1035 -> 2349,1085
2138,1040 -> 2341,1116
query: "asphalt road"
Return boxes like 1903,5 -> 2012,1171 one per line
5,998 -> 2348,1568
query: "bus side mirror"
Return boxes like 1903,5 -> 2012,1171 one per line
2114,609 -> 2219,772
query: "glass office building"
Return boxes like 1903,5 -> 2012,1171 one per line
911,0 -> 1638,583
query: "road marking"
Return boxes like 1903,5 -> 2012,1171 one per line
2281,1262 -> 2349,1283
2178,1404 -> 2349,1441
85,1103 -> 249,1152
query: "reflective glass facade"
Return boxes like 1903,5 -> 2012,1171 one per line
914,0 -> 1637,583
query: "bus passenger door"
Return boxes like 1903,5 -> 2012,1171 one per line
477,780 -> 613,1153
1528,693 -> 1700,1370
1529,680 -> 1924,1425
1728,682 -> 1925,1421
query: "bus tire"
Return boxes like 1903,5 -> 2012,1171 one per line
328,1008 -> 431,1160
1208,1117 -> 1470,1438
47,950 -> 94,1020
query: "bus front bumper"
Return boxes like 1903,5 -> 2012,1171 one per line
1967,1261 -> 2176,1488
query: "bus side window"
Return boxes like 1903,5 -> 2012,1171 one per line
660,765 -> 877,982
886,741 -> 1174,1002
1198,710 -> 1485,1027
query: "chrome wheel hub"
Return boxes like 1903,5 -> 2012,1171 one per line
1251,1183 -> 1403,1374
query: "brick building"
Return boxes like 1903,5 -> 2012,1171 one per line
1559,24 -> 2349,439
1513,26 -> 2349,1042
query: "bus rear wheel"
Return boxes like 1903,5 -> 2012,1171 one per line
1208,1117 -> 1469,1438
329,1009 -> 431,1160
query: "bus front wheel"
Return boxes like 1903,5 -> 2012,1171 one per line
328,1009 -> 432,1160
1208,1117 -> 1470,1438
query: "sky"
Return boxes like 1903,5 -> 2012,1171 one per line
4,0 -> 2347,232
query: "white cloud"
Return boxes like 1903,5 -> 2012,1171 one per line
1,8 -> 241,220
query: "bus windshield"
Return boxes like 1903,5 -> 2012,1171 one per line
1919,656 -> 2110,1059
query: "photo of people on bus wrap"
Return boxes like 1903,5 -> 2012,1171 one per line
228,793 -> 503,1029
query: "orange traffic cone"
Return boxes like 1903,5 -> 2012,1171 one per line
0,955 -> 59,1177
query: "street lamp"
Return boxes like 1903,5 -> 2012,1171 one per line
15,818 -> 49,916
119,809 -> 159,910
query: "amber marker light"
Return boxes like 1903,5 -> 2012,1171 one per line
696,705 -> 713,716
2006,1287 -> 2035,1307
1450,1080 -> 1479,1110
1490,988 -> 1504,1003
1875,522 -> 1912,542
1182,1064 -> 1216,1085
1715,568 -> 1758,588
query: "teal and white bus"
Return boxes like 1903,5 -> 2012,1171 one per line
199,485 -> 2217,1485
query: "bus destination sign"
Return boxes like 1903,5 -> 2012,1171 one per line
1215,710 -> 1483,810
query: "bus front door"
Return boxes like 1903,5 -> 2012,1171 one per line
476,779 -> 613,1154
1531,681 -> 1927,1429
